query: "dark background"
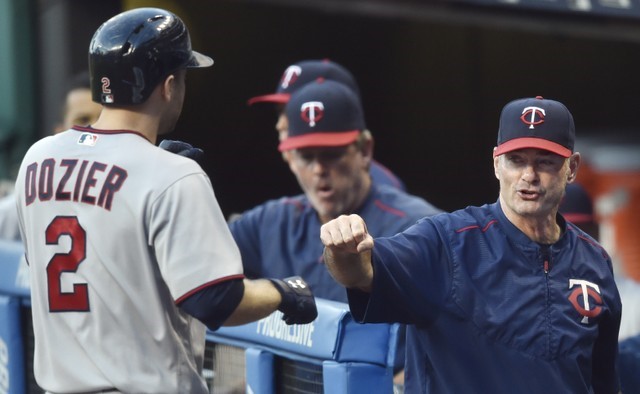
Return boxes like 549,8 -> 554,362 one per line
38,0 -> 640,217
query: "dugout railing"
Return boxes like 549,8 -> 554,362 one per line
0,239 -> 32,394
0,240 -> 399,394
205,299 -> 399,394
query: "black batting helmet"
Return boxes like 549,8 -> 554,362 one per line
88,7 -> 213,105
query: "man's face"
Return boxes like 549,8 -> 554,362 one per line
494,148 -> 578,220
287,142 -> 371,224
59,88 -> 102,132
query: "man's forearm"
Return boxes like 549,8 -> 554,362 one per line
223,279 -> 281,326
323,247 -> 374,292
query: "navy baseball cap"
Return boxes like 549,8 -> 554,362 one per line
248,59 -> 360,105
494,96 -> 575,158
279,79 -> 365,152
559,183 -> 595,224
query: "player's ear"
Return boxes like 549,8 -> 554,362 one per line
358,130 -> 374,160
493,150 -> 500,180
160,74 -> 176,102
567,152 -> 581,183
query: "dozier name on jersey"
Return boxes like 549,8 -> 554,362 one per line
23,158 -> 128,211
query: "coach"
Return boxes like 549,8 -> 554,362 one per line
321,96 -> 622,393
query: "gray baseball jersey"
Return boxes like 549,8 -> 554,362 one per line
15,126 -> 243,393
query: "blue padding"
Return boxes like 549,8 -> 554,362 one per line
0,240 -> 28,298
212,298 -> 344,359
335,315 -> 398,366
209,298 -> 398,367
322,360 -> 393,394
0,296 -> 26,394
245,348 -> 274,394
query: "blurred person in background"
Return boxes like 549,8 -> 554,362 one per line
0,71 -> 102,241
248,58 -> 407,191
238,78 -> 442,390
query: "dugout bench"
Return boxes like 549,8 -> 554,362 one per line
0,240 -> 399,394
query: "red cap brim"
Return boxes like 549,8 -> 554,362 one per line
493,137 -> 572,158
247,93 -> 291,106
278,130 -> 360,152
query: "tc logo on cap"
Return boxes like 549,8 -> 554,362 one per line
301,101 -> 324,127
520,106 -> 545,129
281,65 -> 302,89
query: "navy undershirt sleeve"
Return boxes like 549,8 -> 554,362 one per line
179,278 -> 244,331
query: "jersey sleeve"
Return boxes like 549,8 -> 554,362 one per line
591,260 -> 622,393
350,217 -> 453,324
149,172 -> 244,301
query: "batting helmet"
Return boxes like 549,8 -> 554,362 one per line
89,7 -> 213,105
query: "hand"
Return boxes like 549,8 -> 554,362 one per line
159,139 -> 204,163
320,214 -> 374,254
269,276 -> 318,325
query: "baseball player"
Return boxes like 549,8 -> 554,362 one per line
239,79 -> 443,389
321,96 -> 622,393
15,8 -> 316,393
248,58 -> 407,191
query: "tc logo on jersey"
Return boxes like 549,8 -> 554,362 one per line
301,101 -> 324,127
520,106 -> 545,129
280,65 -> 302,89
78,133 -> 99,146
568,279 -> 603,324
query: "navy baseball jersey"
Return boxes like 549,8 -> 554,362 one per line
229,183 -> 441,302
347,201 -> 622,393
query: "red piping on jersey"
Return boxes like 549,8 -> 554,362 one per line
282,197 -> 306,212
72,125 -> 151,142
455,219 -> 498,233
568,226 -> 610,259
175,274 -> 245,304
374,200 -> 406,217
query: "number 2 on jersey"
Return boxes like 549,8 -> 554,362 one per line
46,216 -> 89,312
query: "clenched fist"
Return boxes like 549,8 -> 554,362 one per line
320,214 -> 374,253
